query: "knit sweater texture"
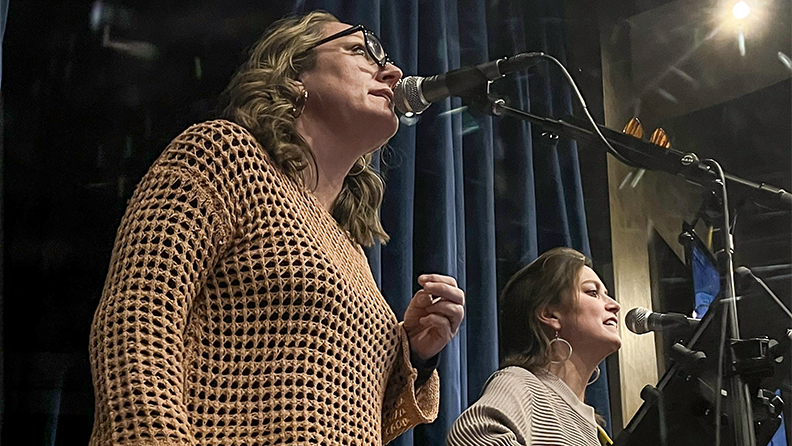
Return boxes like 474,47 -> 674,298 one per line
445,366 -> 600,446
89,119 -> 440,446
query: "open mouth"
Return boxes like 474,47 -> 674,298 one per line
604,319 -> 618,327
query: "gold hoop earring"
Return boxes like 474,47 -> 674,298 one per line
549,331 -> 572,363
587,366 -> 601,385
292,89 -> 309,117
347,157 -> 367,177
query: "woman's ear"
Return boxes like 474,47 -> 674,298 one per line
538,305 -> 563,333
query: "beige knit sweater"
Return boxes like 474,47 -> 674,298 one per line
445,367 -> 601,446
89,120 -> 440,446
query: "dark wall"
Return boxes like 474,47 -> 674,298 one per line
2,2 -> 290,443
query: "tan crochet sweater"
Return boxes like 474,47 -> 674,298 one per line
89,120 -> 440,446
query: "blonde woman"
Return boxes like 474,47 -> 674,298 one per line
89,12 -> 465,446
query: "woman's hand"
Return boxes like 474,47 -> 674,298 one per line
403,274 -> 465,361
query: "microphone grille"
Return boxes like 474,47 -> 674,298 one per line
394,76 -> 430,115
625,307 -> 651,334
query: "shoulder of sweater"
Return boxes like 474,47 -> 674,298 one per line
156,119 -> 292,181
141,119 -> 301,207
176,119 -> 266,160
453,367 -> 539,438
182,118 -> 251,137
476,366 -> 544,405
486,366 -> 542,388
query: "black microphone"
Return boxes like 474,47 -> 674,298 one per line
625,307 -> 700,335
393,52 -> 544,115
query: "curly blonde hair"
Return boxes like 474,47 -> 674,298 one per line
220,11 -> 389,247
500,247 -> 592,372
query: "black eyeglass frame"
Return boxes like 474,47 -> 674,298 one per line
306,24 -> 392,68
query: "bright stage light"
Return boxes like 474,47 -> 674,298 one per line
732,1 -> 751,19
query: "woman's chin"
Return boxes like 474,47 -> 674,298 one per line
608,338 -> 622,354
371,116 -> 400,147
386,113 -> 399,135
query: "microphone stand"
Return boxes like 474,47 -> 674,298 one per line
479,98 -> 791,208
706,159 -> 756,446
478,97 -> 760,446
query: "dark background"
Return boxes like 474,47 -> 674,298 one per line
1,2 -> 297,443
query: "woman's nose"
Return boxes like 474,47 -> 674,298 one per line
606,295 -> 621,313
379,62 -> 402,89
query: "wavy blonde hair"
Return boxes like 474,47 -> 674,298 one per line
220,11 -> 389,247
499,247 -> 592,372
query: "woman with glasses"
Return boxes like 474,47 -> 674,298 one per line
88,11 -> 464,446
446,247 -> 620,446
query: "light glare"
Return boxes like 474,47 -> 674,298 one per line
733,1 -> 750,19
738,30 -> 746,56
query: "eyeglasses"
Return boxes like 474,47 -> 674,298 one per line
306,24 -> 392,68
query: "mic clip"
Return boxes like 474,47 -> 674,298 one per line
669,342 -> 707,378
731,337 -> 776,381
479,57 -> 508,81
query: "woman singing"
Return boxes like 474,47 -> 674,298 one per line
89,11 -> 465,446
446,247 -> 619,445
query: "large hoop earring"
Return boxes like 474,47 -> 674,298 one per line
587,366 -> 601,385
347,157 -> 367,177
292,89 -> 309,117
549,331 -> 572,363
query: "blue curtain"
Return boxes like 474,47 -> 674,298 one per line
295,0 -> 612,444
1,0 -> 7,87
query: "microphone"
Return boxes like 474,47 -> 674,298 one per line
625,307 -> 700,335
393,52 -> 544,115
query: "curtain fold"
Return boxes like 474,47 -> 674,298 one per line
1,0 -> 7,87
294,0 -> 611,442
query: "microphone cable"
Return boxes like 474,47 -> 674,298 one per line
497,52 -> 639,169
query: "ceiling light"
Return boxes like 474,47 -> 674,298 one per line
733,1 -> 751,19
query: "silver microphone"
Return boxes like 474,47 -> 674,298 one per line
393,52 -> 544,115
625,307 -> 699,335
394,76 -> 432,115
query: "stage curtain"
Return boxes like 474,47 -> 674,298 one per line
293,0 -> 612,444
